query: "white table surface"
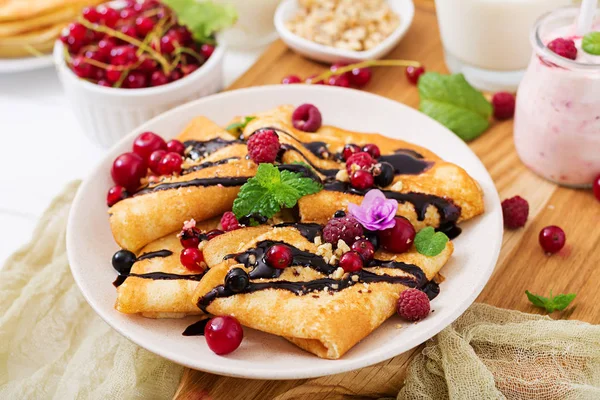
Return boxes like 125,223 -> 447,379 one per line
0,47 -> 265,267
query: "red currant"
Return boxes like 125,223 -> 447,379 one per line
133,132 -> 167,161
124,71 -> 147,89
281,75 -> 302,84
265,244 -> 293,269
105,66 -> 122,83
327,74 -> 350,87
68,22 -> 88,42
150,70 -> 169,86
200,44 -> 215,59
362,144 -> 381,159
492,92 -> 516,120
350,170 -> 374,190
148,150 -> 166,174
138,56 -> 157,72
180,248 -> 205,271
378,217 -> 416,253
180,228 -> 200,249
204,316 -> 243,355
539,226 -> 566,254
166,139 -> 185,155
350,67 -> 372,87
111,152 -> 147,191
110,45 -> 138,66
82,7 -> 100,23
351,239 -> 375,262
305,74 -> 325,85
342,144 -> 361,161
106,186 -> 128,207
71,56 -> 92,78
135,16 -> 156,37
97,79 -> 111,87
120,24 -> 138,39
157,152 -> 183,175
339,251 -> 363,272
406,66 -> 425,85
97,38 -> 116,59
594,175 -> 600,202
99,6 -> 119,28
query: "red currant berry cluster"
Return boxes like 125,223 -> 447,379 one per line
107,131 -> 184,206
343,145 -> 382,190
282,63 -> 372,89
61,0 -> 215,88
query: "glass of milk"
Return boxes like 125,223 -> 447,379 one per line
215,0 -> 281,49
434,0 -> 572,91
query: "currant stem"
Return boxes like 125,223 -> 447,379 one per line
310,59 -> 421,83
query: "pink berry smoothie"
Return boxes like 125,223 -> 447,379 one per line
514,8 -> 600,187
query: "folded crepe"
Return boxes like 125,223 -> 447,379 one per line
114,218 -> 222,318
108,116 -> 257,251
0,0 -> 95,21
241,105 -> 484,232
191,225 -> 453,359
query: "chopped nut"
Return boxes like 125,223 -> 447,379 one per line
247,254 -> 257,265
331,284 -> 339,290
335,168 -> 349,182
332,267 -> 345,279
337,239 -> 351,253
314,235 -> 323,246
351,274 -> 359,282
391,180 -> 403,192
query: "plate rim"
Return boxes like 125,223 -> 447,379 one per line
66,85 -> 502,379
0,54 -> 54,73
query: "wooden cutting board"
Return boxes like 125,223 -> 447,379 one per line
174,1 -> 600,398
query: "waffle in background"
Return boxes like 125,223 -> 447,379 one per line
0,0 -> 103,58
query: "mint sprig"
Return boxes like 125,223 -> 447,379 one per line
226,116 -> 256,135
582,32 -> 600,56
162,0 -> 237,43
525,290 -> 576,313
233,164 -> 322,220
418,73 -> 492,141
414,227 -> 449,257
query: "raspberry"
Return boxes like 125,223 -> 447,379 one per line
501,195 -> 529,229
247,129 -> 280,164
397,288 -> 430,321
322,216 -> 364,245
221,211 -> 241,231
492,92 -> 516,120
345,152 -> 376,174
547,38 -> 577,60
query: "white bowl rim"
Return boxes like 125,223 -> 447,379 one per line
53,40 -> 226,97
274,0 -> 415,59
67,85 -> 502,380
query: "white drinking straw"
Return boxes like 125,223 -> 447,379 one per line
576,0 -> 598,36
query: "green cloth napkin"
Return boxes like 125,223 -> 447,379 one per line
0,182 -> 183,400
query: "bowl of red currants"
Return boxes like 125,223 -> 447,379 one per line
53,0 -> 234,148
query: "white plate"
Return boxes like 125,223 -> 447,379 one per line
0,55 -> 53,73
274,0 -> 415,63
67,85 -> 502,380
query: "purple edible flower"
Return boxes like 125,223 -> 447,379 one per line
348,189 -> 398,231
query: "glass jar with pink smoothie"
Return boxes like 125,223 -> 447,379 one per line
514,7 -> 600,188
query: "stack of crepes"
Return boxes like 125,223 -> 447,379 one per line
0,0 -> 102,58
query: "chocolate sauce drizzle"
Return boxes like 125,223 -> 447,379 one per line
183,319 -> 209,336
113,271 -> 205,287
137,249 -> 173,261
181,157 -> 240,175
379,150 -> 433,175
134,176 -> 249,196
184,138 -> 242,160
197,241 -> 429,312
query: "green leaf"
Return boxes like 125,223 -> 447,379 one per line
414,227 -> 449,257
418,73 -> 492,141
226,116 -> 256,135
525,290 -> 576,313
232,164 -> 323,221
162,0 -> 237,43
582,32 -> 600,56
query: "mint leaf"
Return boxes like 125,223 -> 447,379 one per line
582,32 -> 600,55
418,73 -> 492,141
232,164 -> 322,220
525,290 -> 576,313
414,227 -> 449,256
226,116 -> 256,135
162,0 -> 237,43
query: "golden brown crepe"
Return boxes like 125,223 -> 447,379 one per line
115,218 -> 221,318
0,0 -> 94,21
191,225 -> 453,359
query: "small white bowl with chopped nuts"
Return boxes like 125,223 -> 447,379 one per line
275,0 -> 414,63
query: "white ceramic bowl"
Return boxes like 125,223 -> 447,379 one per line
274,0 -> 415,63
53,41 -> 225,148
67,85 -> 502,380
